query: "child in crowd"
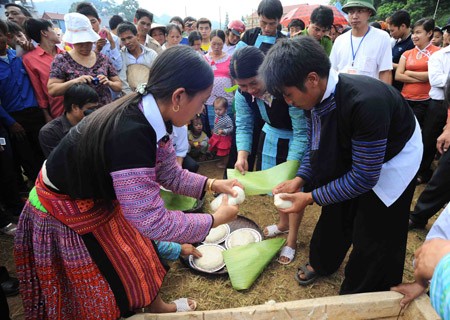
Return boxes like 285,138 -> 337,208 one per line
208,97 -> 233,168
188,115 -> 210,160
188,31 -> 205,54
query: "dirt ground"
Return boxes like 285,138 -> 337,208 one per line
1,160 -> 435,319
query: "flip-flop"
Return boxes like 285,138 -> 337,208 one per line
277,246 -> 296,265
264,224 -> 289,238
294,262 -> 318,286
172,298 -> 198,312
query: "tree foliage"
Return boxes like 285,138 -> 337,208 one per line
332,0 -> 449,26
68,0 -> 139,22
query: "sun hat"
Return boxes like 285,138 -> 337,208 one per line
62,12 -> 100,44
342,0 -> 376,16
150,23 -> 167,33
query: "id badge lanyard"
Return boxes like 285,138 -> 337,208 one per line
254,34 -> 276,49
350,27 -> 371,66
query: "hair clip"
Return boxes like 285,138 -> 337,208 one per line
135,83 -> 148,95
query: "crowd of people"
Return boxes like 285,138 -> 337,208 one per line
0,0 -> 450,318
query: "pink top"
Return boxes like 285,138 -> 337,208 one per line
204,53 -> 234,105
22,45 -> 65,118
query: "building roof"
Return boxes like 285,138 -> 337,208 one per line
42,12 -> 65,20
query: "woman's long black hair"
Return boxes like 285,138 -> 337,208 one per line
74,46 -> 214,200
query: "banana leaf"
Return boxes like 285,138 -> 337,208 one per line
227,160 -> 300,195
223,238 -> 286,291
159,189 -> 197,211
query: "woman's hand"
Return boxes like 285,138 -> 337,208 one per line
180,244 -> 202,258
210,179 -> 244,197
212,194 -> 239,227
97,74 -> 110,86
273,177 -> 303,195
277,192 -> 314,214
234,151 -> 249,175
74,75 -> 94,85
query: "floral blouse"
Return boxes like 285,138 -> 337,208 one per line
49,52 -> 118,107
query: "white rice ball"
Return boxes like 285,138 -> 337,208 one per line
274,193 -> 293,209
210,186 -> 245,211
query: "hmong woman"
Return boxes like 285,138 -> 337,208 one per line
14,46 -> 241,319
230,46 -> 308,265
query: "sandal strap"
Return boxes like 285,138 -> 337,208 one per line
172,298 -> 197,312
297,262 -> 317,279
279,246 -> 295,260
265,224 -> 288,238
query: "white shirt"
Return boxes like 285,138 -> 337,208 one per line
330,26 -> 393,79
427,203 -> 450,241
428,45 -> 450,100
172,125 -> 189,158
119,45 -> 158,94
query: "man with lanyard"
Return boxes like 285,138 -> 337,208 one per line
299,6 -> 334,56
237,0 -> 285,54
117,22 -> 157,95
329,0 -> 393,84
223,20 -> 245,56
259,37 -> 422,294
388,10 -> 414,91
134,8 -> 162,54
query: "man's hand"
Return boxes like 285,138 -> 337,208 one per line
390,282 -> 427,308
414,238 -> 450,284
437,128 -> 450,154
95,38 -> 107,53
277,192 -> 314,214
9,122 -> 26,141
273,176 -> 303,195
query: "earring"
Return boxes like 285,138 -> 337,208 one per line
173,105 -> 180,112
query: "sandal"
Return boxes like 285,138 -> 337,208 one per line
172,298 -> 197,312
277,246 -> 296,265
294,262 -> 318,286
264,224 -> 288,238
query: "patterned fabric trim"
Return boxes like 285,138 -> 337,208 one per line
312,138 -> 387,206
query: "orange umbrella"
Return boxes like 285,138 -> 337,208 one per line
281,4 -> 348,27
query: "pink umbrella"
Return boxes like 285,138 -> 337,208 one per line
281,4 -> 348,27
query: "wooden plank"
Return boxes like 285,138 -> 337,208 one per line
125,292 -> 440,320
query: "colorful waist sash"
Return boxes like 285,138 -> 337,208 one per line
32,173 -> 167,315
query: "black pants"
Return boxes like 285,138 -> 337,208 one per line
410,148 -> 450,226
9,107 -> 45,183
416,99 -> 447,179
0,125 -> 21,211
182,155 -> 199,173
0,267 -> 11,320
309,178 -> 416,294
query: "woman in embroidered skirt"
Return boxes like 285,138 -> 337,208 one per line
14,45 -> 241,319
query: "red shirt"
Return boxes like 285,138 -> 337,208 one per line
23,45 -> 65,118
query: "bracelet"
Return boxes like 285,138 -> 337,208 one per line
207,178 -> 216,193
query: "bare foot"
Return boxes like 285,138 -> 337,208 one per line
297,263 -> 315,281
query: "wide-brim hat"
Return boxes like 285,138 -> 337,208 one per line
150,23 -> 167,33
342,0 -> 376,16
63,12 -> 100,44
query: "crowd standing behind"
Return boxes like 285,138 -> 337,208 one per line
0,0 -> 450,318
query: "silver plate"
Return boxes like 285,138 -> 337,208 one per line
189,244 -> 226,273
224,228 -> 262,250
202,224 -> 230,244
